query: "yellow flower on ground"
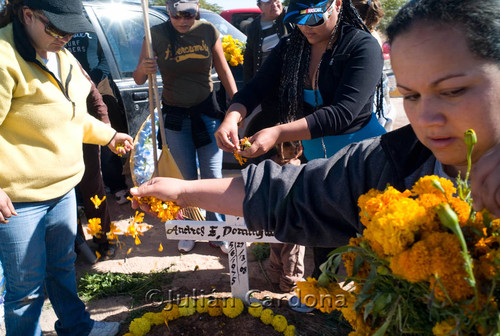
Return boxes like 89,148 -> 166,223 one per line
248,302 -> 263,318
178,298 -> 197,316
128,317 -> 151,336
90,195 -> 106,209
158,243 -> 163,252
222,298 -> 244,318
196,297 -> 209,314
271,314 -> 288,332
260,308 -> 274,325
142,312 -> 164,326
284,325 -> 297,336
207,299 -> 223,317
86,217 -> 102,238
162,304 -> 180,321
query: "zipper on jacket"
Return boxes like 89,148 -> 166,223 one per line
35,61 -> 76,118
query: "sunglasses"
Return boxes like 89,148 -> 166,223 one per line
304,4 -> 334,27
33,13 -> 73,39
171,11 -> 196,20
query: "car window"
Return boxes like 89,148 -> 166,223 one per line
199,12 -> 247,43
93,7 -> 164,78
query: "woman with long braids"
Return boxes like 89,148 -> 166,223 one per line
216,0 -> 385,160
215,0 -> 385,277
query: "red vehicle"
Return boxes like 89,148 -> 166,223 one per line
220,8 -> 262,33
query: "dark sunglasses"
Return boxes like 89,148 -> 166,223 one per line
303,4 -> 334,27
171,11 -> 196,20
33,13 -> 73,39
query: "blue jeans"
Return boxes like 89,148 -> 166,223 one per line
165,114 -> 224,222
0,190 -> 93,336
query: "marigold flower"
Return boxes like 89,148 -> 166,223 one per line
284,325 -> 297,336
222,298 -> 244,318
271,314 -> 288,332
363,196 -> 427,256
207,299 -> 223,317
260,308 -> 274,325
411,175 -> 456,199
178,298 -> 196,316
128,317 -> 151,336
432,319 -> 456,335
247,302 -> 263,317
86,217 -> 102,238
477,249 -> 500,279
142,312 -> 164,326
196,297 -> 209,314
222,35 -> 244,66
162,304 -> 180,321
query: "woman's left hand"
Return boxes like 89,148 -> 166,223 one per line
108,132 -> 134,156
240,126 -> 281,158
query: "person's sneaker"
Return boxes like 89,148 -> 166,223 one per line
178,240 -> 195,253
220,241 -> 230,254
88,321 -> 120,336
114,189 -> 129,205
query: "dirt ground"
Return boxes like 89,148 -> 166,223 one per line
37,193 -> 339,336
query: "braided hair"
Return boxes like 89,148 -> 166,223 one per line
278,0 -> 384,124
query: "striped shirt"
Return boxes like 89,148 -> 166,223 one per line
260,20 -> 280,63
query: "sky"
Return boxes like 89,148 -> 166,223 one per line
212,0 -> 260,10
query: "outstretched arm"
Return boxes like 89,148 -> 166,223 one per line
130,176 -> 245,216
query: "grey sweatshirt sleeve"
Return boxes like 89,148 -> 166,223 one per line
241,136 -> 393,247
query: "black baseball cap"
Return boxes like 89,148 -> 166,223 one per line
24,0 -> 94,34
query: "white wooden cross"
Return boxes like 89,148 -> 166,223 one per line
165,215 -> 280,301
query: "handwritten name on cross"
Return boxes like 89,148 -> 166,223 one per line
165,215 -> 279,300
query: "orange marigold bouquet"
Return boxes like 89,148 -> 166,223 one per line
300,130 -> 500,335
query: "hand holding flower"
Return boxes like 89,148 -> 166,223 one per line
108,132 -> 134,156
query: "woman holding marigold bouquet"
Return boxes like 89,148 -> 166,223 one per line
133,0 -> 237,254
132,0 -> 500,329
